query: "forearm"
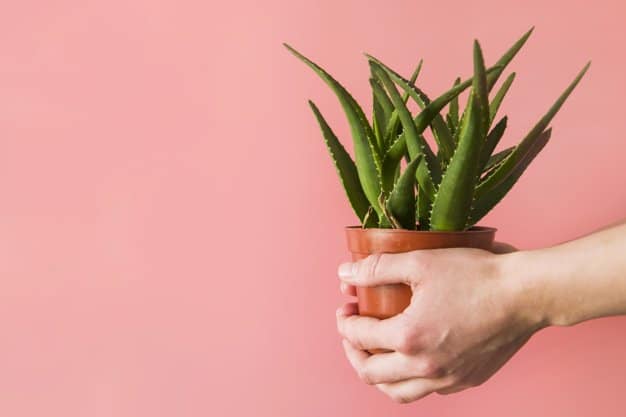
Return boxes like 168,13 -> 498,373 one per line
503,220 -> 626,327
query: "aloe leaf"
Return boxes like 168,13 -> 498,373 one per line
478,116 -> 508,171
380,129 -> 432,191
487,27 -> 534,92
309,101 -> 371,222
376,56 -> 454,165
285,44 -> 383,214
484,145 -> 514,172
417,186 -> 431,230
377,208 -> 392,228
386,156 -> 423,229
375,194 -> 399,228
476,62 -> 590,198
368,55 -> 461,163
362,206 -> 379,228
370,77 -> 393,151
366,55 -> 502,165
430,42 -> 489,231
473,41 -> 490,135
370,62 -> 440,200
430,96 -> 483,230
372,101 -> 385,151
469,129 -> 551,226
383,60 -> 423,145
489,73 -> 515,122
446,77 -> 461,135
381,132 -> 404,191
384,132 -> 406,164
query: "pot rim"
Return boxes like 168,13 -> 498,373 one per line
345,225 -> 497,235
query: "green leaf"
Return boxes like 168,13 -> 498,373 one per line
383,60 -> 423,145
489,73 -> 515,122
484,145 -> 514,173
430,96 -> 484,230
368,54 -> 465,164
381,132 -> 404,192
370,77 -> 393,151
430,42 -> 489,231
478,116 -> 508,171
473,40 -> 490,136
285,44 -> 383,214
487,27 -> 534,92
309,101 -> 371,222
417,186 -> 431,230
362,206 -> 379,228
476,62 -> 590,198
370,62 -> 440,200
377,193 -> 400,228
469,129 -> 551,226
366,54 -> 501,166
386,156 -> 423,230
446,77 -> 461,135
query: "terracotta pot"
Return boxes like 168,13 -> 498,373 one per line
345,226 -> 497,320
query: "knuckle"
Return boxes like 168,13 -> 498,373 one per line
344,320 -> 366,349
447,372 -> 469,391
395,325 -> 421,355
357,367 -> 375,385
418,358 -> 445,378
396,334 -> 414,355
361,253 -> 382,280
446,372 -> 463,386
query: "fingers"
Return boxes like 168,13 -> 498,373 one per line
337,306 -> 405,352
376,375 -> 453,404
338,252 -> 422,287
342,340 -> 443,384
336,302 -> 358,317
340,281 -> 357,296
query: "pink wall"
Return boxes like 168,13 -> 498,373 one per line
0,0 -> 625,416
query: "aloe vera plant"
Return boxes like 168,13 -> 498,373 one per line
285,28 -> 589,231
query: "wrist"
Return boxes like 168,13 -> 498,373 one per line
495,250 -> 554,330
493,223 -> 626,329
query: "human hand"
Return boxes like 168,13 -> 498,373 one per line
336,245 -> 544,403
338,241 -> 516,296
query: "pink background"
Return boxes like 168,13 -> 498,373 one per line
0,0 -> 625,416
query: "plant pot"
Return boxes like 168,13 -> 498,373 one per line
345,226 -> 497,320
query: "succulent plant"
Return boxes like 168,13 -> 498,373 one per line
285,28 -> 589,231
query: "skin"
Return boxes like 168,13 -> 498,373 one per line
336,220 -> 626,404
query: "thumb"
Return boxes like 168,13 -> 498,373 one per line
338,252 -> 419,287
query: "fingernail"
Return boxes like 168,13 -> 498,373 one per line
336,307 -> 344,317
338,262 -> 354,279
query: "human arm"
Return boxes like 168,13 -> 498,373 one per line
335,221 -> 626,403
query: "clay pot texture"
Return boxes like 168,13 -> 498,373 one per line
345,226 -> 497,320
